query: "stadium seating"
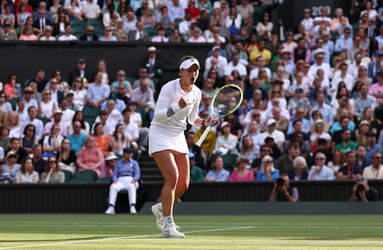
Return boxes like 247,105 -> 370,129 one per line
70,170 -> 98,183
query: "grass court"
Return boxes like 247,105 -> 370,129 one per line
0,214 -> 383,249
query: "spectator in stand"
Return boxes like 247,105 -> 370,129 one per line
92,123 -> 111,156
288,156 -> 308,181
308,152 -> 335,180
188,26 -> 206,43
189,152 -> 205,182
15,157 -> 39,184
105,147 -> 140,215
205,155 -> 229,182
0,152 -> 21,183
238,135 -> 257,163
4,74 -> 21,100
204,46 -> 228,79
113,19 -> 128,41
142,46 -> 163,80
81,0 -> 100,20
122,10 -> 137,33
99,26 -> 118,42
156,5 -> 172,29
121,108 -> 139,152
57,25 -> 77,41
20,124 -> 38,155
228,157 -> 254,182
19,26 -> 37,40
86,72 -> 111,108
131,79 -> 155,121
128,21 -> 149,41
336,151 -> 362,180
214,122 -> 238,156
0,127 -> 10,152
57,138 -> 77,174
133,67 -> 155,90
76,136 -> 104,177
103,4 -> 120,28
151,26 -> 168,42
0,92 -> 12,113
39,25 -> 55,41
259,119 -> 285,150
168,0 -> 185,22
256,155 -> 280,181
33,9 -> 52,34
100,152 -> 116,178
40,156 -> 65,183
369,72 -> 383,105
31,144 -> 46,175
127,102 -> 149,152
363,152 -> 383,179
355,84 -> 377,117
39,89 -> 56,121
335,129 -> 358,154
22,106 -> 43,141
42,123 -> 63,158
68,58 -> 91,88
110,123 -> 131,156
249,39 -> 272,66
275,143 -> 301,175
67,121 -> 87,153
0,20 -> 18,40
79,25 -> 98,41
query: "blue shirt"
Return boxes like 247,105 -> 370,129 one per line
67,133 -> 87,153
206,169 -> 230,182
312,104 -> 334,124
87,83 -> 110,103
113,158 -> 141,182
256,169 -> 280,181
308,165 -> 335,180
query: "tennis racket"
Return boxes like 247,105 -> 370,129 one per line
196,84 -> 243,147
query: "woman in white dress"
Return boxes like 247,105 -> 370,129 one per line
70,77 -> 87,111
39,89 -> 57,120
149,56 -> 218,238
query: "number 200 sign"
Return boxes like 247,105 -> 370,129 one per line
311,6 -> 331,17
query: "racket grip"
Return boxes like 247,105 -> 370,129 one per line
196,126 -> 212,147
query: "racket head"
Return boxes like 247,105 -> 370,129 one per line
210,84 -> 243,119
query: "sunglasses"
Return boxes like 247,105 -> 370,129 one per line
50,160 -> 57,163
264,160 -> 273,163
315,158 -> 325,161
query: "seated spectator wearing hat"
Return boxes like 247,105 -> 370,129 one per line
308,152 -> 335,181
259,119 -> 285,150
0,152 -> 21,183
67,58 -> 91,89
205,155 -> 230,182
0,20 -> 17,41
105,147 -> 140,215
15,157 -> 39,184
355,120 -> 371,146
336,150 -> 362,180
228,157 -> 254,182
362,152 -> 383,180
142,46 -> 163,81
40,157 -> 65,183
101,152 -> 118,178
44,109 -> 68,137
213,122 -> 238,156
189,152 -> 205,182
204,46 -> 228,79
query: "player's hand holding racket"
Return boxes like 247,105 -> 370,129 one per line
196,84 -> 243,147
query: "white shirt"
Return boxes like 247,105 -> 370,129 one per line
71,89 -> 87,111
61,109 -> 75,128
151,35 -> 169,42
330,71 -> 355,92
58,34 -> 78,41
363,165 -> 383,180
249,67 -> 272,80
259,130 -> 285,146
308,62 -> 331,80
204,55 -> 228,78
40,100 -> 55,119
224,62 -> 247,76
188,36 -> 206,43
123,121 -> 139,140
151,78 -> 201,133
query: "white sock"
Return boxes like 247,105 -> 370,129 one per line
163,216 -> 173,226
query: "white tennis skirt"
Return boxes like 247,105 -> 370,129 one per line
148,125 -> 188,155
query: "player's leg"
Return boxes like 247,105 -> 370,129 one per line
173,151 -> 190,201
152,150 -> 184,238
105,181 -> 125,214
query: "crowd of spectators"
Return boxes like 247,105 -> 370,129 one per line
0,0 -> 383,191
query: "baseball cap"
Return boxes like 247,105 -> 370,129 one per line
360,120 -> 370,126
221,121 -> 230,128
53,109 -> 63,115
315,49 -> 325,56
266,119 -> 276,126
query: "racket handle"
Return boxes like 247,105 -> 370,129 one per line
196,126 -> 212,147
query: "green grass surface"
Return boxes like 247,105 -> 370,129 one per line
0,215 -> 383,249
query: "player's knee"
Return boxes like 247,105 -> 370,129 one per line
166,171 -> 179,188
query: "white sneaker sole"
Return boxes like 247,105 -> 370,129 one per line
151,205 -> 164,233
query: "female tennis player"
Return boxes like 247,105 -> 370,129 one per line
149,55 -> 218,238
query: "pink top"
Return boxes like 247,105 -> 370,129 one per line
369,83 -> 383,104
228,169 -> 254,182
77,147 -> 104,176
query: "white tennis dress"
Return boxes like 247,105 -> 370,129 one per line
149,78 -> 201,155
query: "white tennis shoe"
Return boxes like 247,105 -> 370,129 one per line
105,206 -> 115,215
130,205 -> 137,214
151,204 -> 164,233
163,223 -> 185,238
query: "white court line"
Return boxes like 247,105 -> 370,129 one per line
0,226 -> 255,250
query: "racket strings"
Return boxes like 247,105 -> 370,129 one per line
212,85 -> 242,116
